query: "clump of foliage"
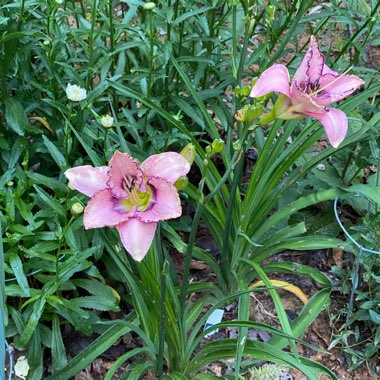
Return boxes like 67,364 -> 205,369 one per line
0,0 -> 379,379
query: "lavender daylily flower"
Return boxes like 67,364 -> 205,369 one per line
250,36 -> 364,148
65,151 -> 190,261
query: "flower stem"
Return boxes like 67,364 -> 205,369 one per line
258,110 -> 276,126
156,227 -> 166,377
143,10 -> 155,148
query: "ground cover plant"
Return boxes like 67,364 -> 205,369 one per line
0,0 -> 379,378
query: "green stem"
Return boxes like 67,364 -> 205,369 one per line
164,0 -> 172,109
334,0 -> 380,63
55,215 -> 75,284
103,127 -> 109,157
156,227 -> 166,378
180,144 -> 247,309
86,0 -> 98,90
231,2 -> 238,79
258,110 -> 276,125
220,152 -> 244,290
143,10 -> 155,147
202,8 -> 216,89
342,150 -> 354,185
109,0 -> 118,110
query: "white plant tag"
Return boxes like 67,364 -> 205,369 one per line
204,309 -> 224,337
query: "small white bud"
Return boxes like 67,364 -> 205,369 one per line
100,115 -> 114,128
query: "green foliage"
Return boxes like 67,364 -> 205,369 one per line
0,0 -> 379,378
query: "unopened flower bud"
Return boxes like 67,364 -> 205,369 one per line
43,40 -> 50,46
211,139 -> 224,154
68,182 -> 76,190
233,141 -> 241,151
100,115 -> 114,128
143,2 -> 156,10
235,105 -> 263,123
7,181 -> 14,187
180,143 -> 196,165
267,5 -> 275,19
174,176 -> 189,190
235,109 -> 244,122
71,202 -> 84,215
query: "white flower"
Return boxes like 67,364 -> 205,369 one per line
66,84 -> 87,102
100,115 -> 114,128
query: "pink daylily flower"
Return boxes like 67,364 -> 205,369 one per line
65,151 -> 191,261
250,36 -> 364,148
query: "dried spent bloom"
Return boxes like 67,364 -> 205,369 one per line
100,115 -> 114,128
65,150 -> 191,261
250,36 -> 364,148
66,84 -> 87,102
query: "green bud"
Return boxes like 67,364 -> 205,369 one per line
68,182 -> 76,191
235,105 -> 263,124
267,5 -> 275,18
180,143 -> 196,165
205,145 -> 212,154
233,140 -> 241,151
241,86 -> 251,97
174,176 -> 189,190
211,139 -> 224,153
7,181 -> 14,187
143,2 -> 156,10
71,202 -> 84,215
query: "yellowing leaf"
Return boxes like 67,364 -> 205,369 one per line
251,279 -> 309,304
29,116 -> 54,133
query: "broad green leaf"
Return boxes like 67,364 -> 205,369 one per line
42,135 -> 67,171
4,98 -> 27,136
369,310 -> 380,324
70,296 -> 119,312
105,348 -> 148,380
8,252 -> 30,297
344,184 -> 380,207
172,6 -> 214,25
19,295 -> 46,347
46,318 -> 154,380
33,185 -> 66,217
52,315 -> 67,371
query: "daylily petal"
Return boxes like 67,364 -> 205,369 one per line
287,83 -> 324,115
65,166 -> 109,197
117,219 -> 157,261
250,64 -> 291,98
313,73 -> 364,106
84,189 -> 131,229
141,152 -> 191,184
293,36 -> 324,85
307,108 -> 348,148
108,151 -> 143,199
322,64 -> 338,76
138,177 -> 182,223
